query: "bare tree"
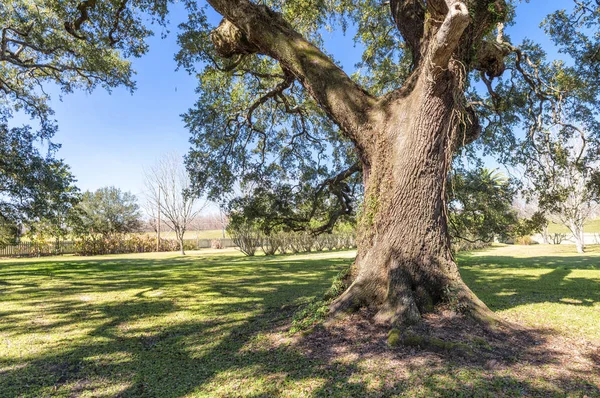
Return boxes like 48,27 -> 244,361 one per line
144,154 -> 204,255
524,131 -> 599,253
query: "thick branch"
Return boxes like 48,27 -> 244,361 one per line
390,0 -> 426,66
65,0 -> 97,39
430,1 -> 470,69
272,162 -> 361,235
206,0 -> 377,156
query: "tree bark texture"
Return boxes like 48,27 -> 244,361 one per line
330,70 -> 493,325
569,221 -> 585,254
206,0 -> 506,326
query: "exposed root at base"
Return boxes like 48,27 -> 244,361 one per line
304,307 -> 573,367
329,281 -> 503,332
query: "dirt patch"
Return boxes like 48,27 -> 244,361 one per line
282,309 -> 600,395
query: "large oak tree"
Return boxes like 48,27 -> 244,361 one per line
180,0 -> 600,326
183,0 -> 514,326
4,0 -> 600,328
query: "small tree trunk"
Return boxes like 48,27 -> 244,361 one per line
541,224 -> 550,244
331,71 -> 494,327
177,230 -> 186,256
570,222 -> 585,254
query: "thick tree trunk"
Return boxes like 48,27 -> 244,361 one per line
331,71 -> 494,327
541,224 -> 550,244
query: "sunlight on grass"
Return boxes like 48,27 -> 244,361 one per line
458,244 -> 600,340
0,245 -> 598,397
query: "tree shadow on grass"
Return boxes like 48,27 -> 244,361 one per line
458,252 -> 600,311
0,252 -> 599,397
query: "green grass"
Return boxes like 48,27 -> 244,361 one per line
547,218 -> 600,233
0,246 -> 598,397
459,244 -> 600,340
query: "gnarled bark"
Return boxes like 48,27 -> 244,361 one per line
330,67 -> 494,326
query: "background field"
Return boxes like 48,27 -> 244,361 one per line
139,229 -> 228,240
547,219 -> 600,233
0,245 -> 598,397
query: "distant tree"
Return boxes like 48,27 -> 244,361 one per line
1,1 -> 161,232
144,154 -> 204,255
73,187 -> 142,237
0,215 -> 19,248
448,168 -> 518,244
523,132 -> 600,253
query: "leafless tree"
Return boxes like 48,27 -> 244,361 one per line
524,132 -> 599,253
144,154 -> 205,255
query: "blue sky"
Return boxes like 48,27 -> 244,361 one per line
22,1 -> 564,203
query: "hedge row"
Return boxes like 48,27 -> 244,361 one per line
231,231 -> 356,257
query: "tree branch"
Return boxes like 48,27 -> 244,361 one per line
65,0 -> 97,40
206,0 -> 377,156
430,1 -> 470,69
389,0 -> 426,66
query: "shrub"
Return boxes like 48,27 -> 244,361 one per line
183,240 -> 197,251
74,234 -> 177,255
313,235 -> 326,251
515,235 -> 536,245
228,224 -> 261,256
261,234 -> 283,256
451,239 -> 490,253
550,233 -> 567,245
298,233 -> 315,252
288,233 -> 302,254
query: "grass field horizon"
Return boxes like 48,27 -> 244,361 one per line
1,246 -> 598,396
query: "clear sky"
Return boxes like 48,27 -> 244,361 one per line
17,1 -> 564,205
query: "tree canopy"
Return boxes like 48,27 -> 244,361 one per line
178,1 -> 600,235
0,0 -> 169,230
72,187 -> 142,237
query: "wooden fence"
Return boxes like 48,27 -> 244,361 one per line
0,241 -> 77,257
0,238 -> 236,258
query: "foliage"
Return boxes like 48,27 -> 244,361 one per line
0,0 -> 168,135
74,234 -> 177,256
260,233 -> 283,256
290,263 -> 351,333
511,211 -> 547,239
175,0 -> 600,249
227,221 -> 261,256
223,166 -> 362,236
0,124 -> 80,233
72,187 -> 142,237
514,235 -> 534,245
0,215 -> 19,247
448,167 -> 518,243
1,0 -> 167,232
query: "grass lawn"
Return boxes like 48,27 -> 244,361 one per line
547,218 -> 600,234
0,246 -> 598,397
460,244 -> 600,341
